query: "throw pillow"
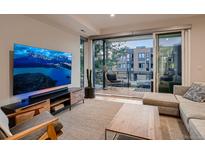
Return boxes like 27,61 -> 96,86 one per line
183,83 -> 205,102
0,109 -> 12,137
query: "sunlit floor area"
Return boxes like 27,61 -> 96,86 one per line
95,95 -> 142,104
96,87 -> 145,99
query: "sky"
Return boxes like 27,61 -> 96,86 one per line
126,39 -> 153,49
125,37 -> 181,49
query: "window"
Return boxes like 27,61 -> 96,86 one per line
93,35 -> 154,91
80,39 -> 85,87
139,63 -> 145,69
93,40 -> 104,88
146,63 -> 149,71
138,53 -> 145,60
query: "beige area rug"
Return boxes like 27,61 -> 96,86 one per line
57,99 -> 122,140
57,99 -> 189,140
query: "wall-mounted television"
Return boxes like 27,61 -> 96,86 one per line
13,43 -> 72,95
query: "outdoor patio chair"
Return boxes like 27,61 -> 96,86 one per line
105,72 -> 124,89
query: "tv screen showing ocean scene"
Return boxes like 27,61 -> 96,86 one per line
13,44 -> 72,95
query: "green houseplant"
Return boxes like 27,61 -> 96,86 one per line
84,69 -> 95,98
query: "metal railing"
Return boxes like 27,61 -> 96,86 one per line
94,70 -> 153,92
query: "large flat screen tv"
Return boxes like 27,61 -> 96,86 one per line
13,43 -> 72,95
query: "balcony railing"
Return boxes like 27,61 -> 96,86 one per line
94,70 -> 153,92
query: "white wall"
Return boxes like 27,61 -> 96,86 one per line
0,15 -> 81,101
101,15 -> 205,84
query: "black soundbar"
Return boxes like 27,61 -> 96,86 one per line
29,87 -> 69,103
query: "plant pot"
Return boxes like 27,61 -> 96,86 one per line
84,87 -> 95,98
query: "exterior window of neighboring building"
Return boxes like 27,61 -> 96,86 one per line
139,63 -> 145,69
146,53 -> 149,61
131,63 -> 133,68
146,63 -> 149,71
138,53 -> 145,60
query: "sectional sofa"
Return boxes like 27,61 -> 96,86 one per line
143,84 -> 205,140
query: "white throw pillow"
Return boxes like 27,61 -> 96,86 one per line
0,109 -> 12,137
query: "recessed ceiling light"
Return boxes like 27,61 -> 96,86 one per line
110,14 -> 115,17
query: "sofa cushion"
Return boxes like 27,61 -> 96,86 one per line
158,106 -> 179,117
143,92 -> 179,108
10,111 -> 63,140
173,85 -> 190,96
189,119 -> 205,140
176,95 -> 197,104
179,102 -> 205,131
183,83 -> 205,102
0,109 -> 12,137
194,82 -> 205,86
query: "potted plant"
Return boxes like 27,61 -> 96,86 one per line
84,69 -> 95,98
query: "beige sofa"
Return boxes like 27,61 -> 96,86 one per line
143,84 -> 205,140
143,92 -> 180,116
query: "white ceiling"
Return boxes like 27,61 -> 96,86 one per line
72,14 -> 193,30
27,14 -> 101,36
28,14 -> 195,37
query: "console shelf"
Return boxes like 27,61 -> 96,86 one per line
1,87 -> 84,124
49,91 -> 70,114
50,88 -> 84,115
50,98 -> 70,108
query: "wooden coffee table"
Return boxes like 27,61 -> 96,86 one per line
105,104 -> 162,140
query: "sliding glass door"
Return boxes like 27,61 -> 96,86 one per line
131,36 -> 153,92
93,30 -> 189,93
93,35 -> 154,92
80,39 -> 85,87
105,39 -> 130,88
93,40 -> 104,89
155,32 -> 182,93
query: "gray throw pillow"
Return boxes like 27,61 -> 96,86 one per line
183,83 -> 205,102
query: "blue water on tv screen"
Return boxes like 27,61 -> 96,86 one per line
13,44 -> 72,95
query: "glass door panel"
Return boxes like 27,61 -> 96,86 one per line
105,40 -> 129,88
157,32 -> 182,93
93,35 -> 154,91
80,39 -> 84,87
93,40 -> 104,89
105,36 -> 153,91
131,37 -> 153,92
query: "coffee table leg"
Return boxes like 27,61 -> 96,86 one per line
105,129 -> 107,140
